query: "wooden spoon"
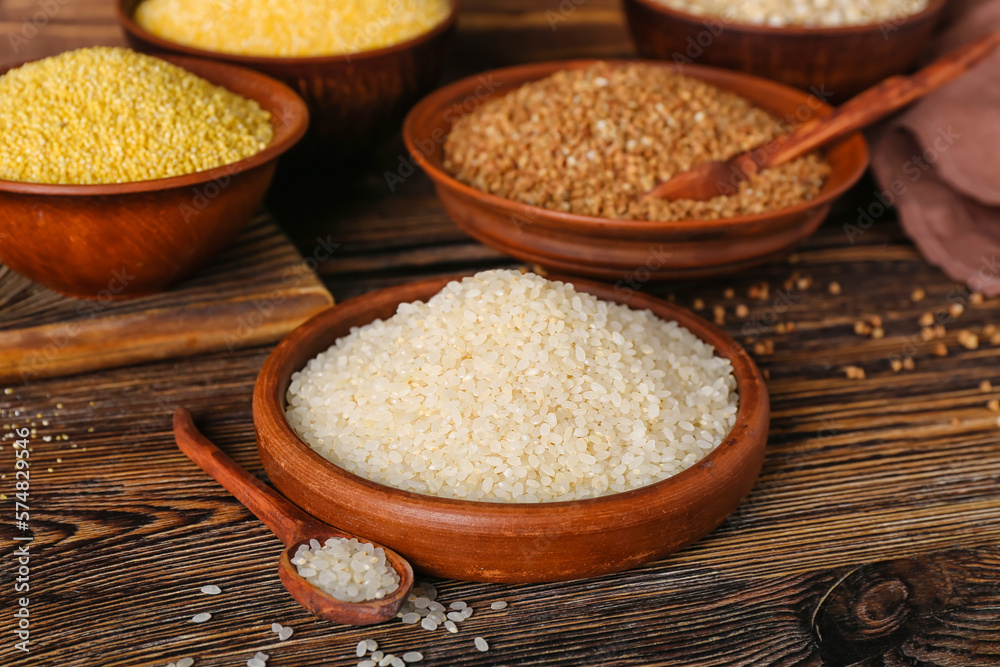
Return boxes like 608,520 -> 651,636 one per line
172,407 -> 414,625
648,31 -> 1000,202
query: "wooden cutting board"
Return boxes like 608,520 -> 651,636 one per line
0,213 -> 333,383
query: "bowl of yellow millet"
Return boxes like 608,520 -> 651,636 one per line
0,47 -> 309,299
117,0 -> 458,153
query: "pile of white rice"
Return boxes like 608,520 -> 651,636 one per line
285,270 -> 738,503
292,537 -> 400,603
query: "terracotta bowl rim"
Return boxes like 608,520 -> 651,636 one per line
115,0 -> 459,67
0,55 -> 308,197
402,58 -> 870,235
253,273 -> 770,519
625,0 -> 947,35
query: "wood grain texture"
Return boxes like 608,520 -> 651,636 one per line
173,408 -> 416,625
1,1 -> 999,666
0,215 -> 333,381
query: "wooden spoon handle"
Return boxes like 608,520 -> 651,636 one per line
172,407 -> 321,547
764,31 -> 1000,169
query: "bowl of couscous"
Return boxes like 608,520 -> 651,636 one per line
403,59 -> 869,281
623,0 -> 948,99
0,48 -> 308,299
254,271 -> 770,583
117,0 -> 458,152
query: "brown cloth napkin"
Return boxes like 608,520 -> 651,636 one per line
870,0 -> 1000,295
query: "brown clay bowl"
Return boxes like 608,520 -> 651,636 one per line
253,275 -> 770,583
623,0 -> 947,100
117,0 -> 457,152
403,59 -> 868,282
0,55 -> 307,300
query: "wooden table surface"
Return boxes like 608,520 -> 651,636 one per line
2,2 -> 1000,666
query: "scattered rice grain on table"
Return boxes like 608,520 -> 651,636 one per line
443,63 -> 830,222
0,47 -> 273,185
286,270 -> 738,503
135,0 -> 451,57
292,537 -> 399,602
649,0 -> 930,27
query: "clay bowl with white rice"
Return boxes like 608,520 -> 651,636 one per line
623,0 -> 947,100
253,271 -> 769,583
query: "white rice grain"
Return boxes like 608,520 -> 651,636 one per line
287,271 -> 737,504
293,537 -> 399,603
